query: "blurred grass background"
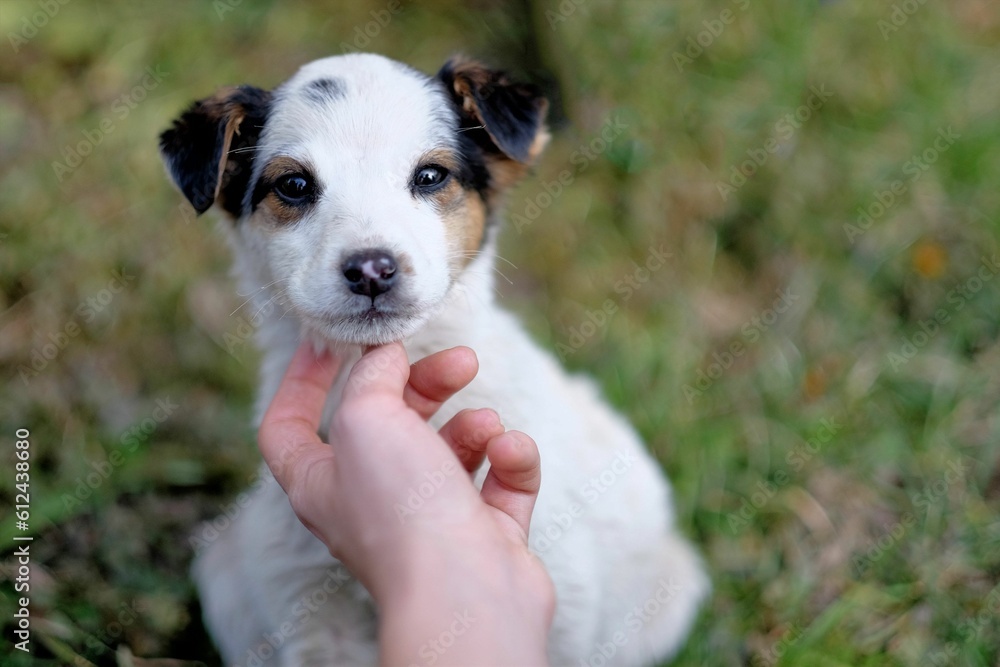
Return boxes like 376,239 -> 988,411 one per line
1,0 -> 999,665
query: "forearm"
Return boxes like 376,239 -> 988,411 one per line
376,541 -> 551,666
379,589 -> 550,666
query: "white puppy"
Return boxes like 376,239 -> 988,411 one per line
160,53 -> 707,667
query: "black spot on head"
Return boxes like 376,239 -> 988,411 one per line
304,78 -> 345,103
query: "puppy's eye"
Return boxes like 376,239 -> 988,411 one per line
414,165 -> 449,190
274,173 -> 315,204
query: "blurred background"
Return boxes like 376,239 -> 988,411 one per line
1,0 -> 999,665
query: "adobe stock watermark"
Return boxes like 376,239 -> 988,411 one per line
843,126 -> 959,243
188,443 -> 302,553
18,269 -> 135,385
877,0 -> 928,40
752,622 -> 805,667
212,0 -> 403,48
886,253 -> 999,371
544,0 -> 588,30
59,398 -> 179,511
682,286 -> 799,404
188,471 -> 271,553
394,459 -> 461,523
852,457 -> 967,576
926,583 -> 1000,665
530,449 -> 639,554
406,610 -> 476,667
7,0 -> 71,53
212,0 -> 242,19
672,0 -> 752,72
51,65 -> 169,182
237,567 -> 353,667
212,293 -> 285,365
513,114 -> 629,234
727,417 -> 842,533
555,244 -> 672,360
80,599 -> 143,655
578,578 -> 682,667
339,0 -> 405,53
851,513 -> 915,577
716,85 -> 834,201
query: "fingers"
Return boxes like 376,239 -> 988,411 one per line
258,341 -> 343,491
343,342 -> 412,402
403,346 -> 479,420
437,408 -> 504,473
480,431 -> 542,538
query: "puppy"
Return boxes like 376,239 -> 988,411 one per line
160,53 -> 707,666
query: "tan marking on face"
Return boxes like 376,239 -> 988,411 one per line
396,252 -> 416,276
255,156 -> 314,227
414,149 -> 486,267
453,193 -> 487,262
420,148 -> 462,173
430,176 -> 485,269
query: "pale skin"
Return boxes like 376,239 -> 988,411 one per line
257,340 -> 555,666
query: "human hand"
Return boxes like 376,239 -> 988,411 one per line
258,341 -> 554,666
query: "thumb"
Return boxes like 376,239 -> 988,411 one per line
343,342 -> 411,402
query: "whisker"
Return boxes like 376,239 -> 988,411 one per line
445,250 -> 517,270
231,279 -> 284,316
492,267 -> 514,285
444,251 -> 518,285
252,286 -> 290,321
234,277 -> 282,298
493,254 -> 518,270
276,303 -> 295,323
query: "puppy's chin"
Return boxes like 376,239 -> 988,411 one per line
301,310 -> 431,348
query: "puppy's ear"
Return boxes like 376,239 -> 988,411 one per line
159,85 -> 271,217
437,57 -> 549,164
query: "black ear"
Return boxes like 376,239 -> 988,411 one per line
159,85 -> 271,217
437,57 -> 549,164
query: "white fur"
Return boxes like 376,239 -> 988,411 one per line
188,54 -> 708,667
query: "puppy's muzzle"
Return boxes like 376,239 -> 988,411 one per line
342,249 -> 398,300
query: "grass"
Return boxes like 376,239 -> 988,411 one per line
1,0 -> 998,665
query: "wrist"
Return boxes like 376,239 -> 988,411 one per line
374,534 -> 552,666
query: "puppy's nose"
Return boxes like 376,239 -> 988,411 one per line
342,249 -> 398,299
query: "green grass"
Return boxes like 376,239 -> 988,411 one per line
2,0 -> 999,665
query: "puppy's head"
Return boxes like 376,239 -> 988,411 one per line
160,53 -> 547,345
